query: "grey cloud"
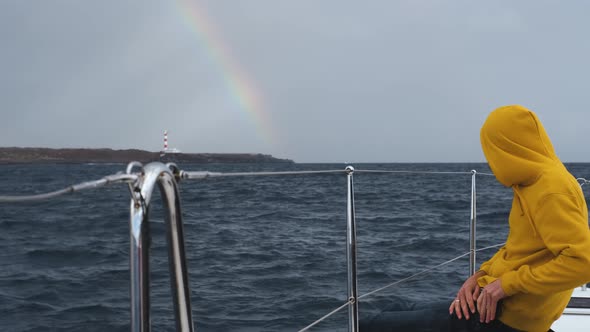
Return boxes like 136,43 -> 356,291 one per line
1,1 -> 589,162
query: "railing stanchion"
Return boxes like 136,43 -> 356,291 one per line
160,171 -> 194,332
129,170 -> 152,332
345,166 -> 359,332
469,170 -> 477,276
129,162 -> 195,332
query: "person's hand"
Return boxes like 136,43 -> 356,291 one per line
449,271 -> 485,320
476,279 -> 506,323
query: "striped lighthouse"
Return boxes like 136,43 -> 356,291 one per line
163,130 -> 168,152
160,130 -> 181,155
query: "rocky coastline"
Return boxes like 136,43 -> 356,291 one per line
0,147 -> 294,164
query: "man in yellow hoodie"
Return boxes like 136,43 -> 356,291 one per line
450,105 -> 590,331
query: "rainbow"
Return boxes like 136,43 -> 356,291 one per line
176,0 -> 276,144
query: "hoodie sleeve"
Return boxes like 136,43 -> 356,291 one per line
479,246 -> 506,275
501,193 -> 590,296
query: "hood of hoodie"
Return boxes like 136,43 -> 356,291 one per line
480,105 -> 560,187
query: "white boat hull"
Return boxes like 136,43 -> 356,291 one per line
552,287 -> 590,331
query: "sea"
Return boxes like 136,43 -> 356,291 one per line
1,162 -> 589,332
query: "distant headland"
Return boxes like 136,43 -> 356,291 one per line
0,147 -> 294,164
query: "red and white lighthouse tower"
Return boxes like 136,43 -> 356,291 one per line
160,130 -> 180,155
163,130 -> 169,152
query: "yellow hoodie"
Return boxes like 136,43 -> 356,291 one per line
477,105 -> 590,332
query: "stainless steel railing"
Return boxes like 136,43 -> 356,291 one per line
128,162 -> 194,332
345,166 -> 359,331
470,170 -> 478,276
0,162 -> 538,332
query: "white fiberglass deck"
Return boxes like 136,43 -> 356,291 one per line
551,286 -> 590,331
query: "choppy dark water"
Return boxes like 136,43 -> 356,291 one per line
1,163 -> 589,331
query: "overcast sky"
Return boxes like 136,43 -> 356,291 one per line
1,1 -> 589,163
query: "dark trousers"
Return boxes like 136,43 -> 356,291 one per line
360,300 -> 524,332
449,311 -> 521,332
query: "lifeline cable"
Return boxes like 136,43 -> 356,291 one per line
0,173 -> 138,203
359,242 -> 505,300
0,167 -> 502,202
297,243 -> 505,331
297,299 -> 354,332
